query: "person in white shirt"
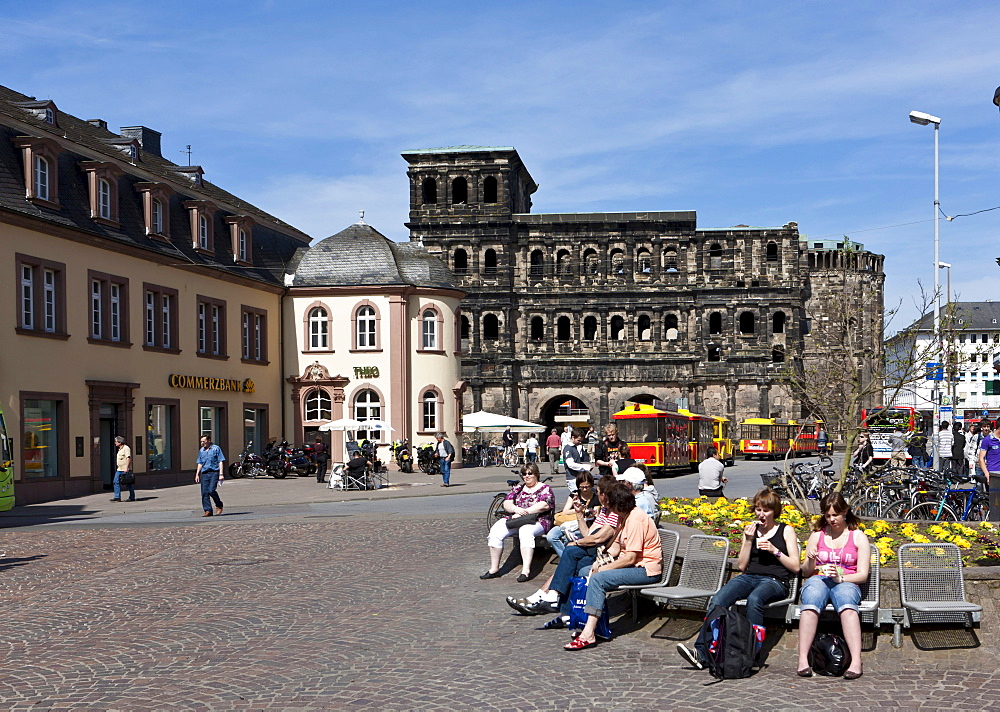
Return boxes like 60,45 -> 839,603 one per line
561,429 -> 593,491
524,434 -> 539,464
697,446 -> 727,498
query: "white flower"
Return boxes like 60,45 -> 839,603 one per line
693,518 -> 703,524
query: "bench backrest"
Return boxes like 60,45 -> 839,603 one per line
860,541 -> 880,607
898,542 -> 969,604
678,534 -> 729,592
653,528 -> 680,586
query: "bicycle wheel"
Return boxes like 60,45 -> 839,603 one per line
852,498 -> 884,519
882,499 -> 915,520
964,495 -> 989,522
486,493 -> 506,532
502,449 -> 519,468
905,501 -> 958,522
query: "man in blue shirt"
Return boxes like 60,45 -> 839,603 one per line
978,422 -> 1000,522
195,435 -> 226,517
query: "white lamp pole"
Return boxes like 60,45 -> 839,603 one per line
910,110 -> 942,468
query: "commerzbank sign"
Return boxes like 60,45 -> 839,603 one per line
168,374 -> 256,393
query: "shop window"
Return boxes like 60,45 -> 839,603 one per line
583,315 -> 598,341
241,306 -> 267,363
146,402 -> 176,472
483,176 -> 498,204
198,404 -> 227,451
305,389 -> 332,421
21,396 -> 64,479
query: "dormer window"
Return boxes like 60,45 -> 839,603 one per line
183,200 -> 216,254
135,182 -> 172,241
176,165 -> 205,186
14,136 -> 61,209
14,100 -> 59,127
225,216 -> 254,265
80,161 -> 122,226
44,108 -> 54,124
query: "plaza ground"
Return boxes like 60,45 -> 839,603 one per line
0,457 -> 993,710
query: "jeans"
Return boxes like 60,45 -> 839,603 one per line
584,566 -> 658,616
527,452 -> 537,463
546,524 -> 577,557
440,459 -> 451,485
799,575 -> 861,614
550,544 -> 598,614
113,470 -> 135,500
200,471 -> 223,512
708,574 -> 787,627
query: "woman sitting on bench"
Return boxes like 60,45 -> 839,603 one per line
796,491 -> 870,680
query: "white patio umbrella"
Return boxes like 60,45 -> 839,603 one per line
360,420 -> 394,431
318,418 -> 364,431
461,410 -> 546,433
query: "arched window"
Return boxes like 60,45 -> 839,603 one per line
453,248 -> 468,271
98,178 -> 112,219
637,249 -> 652,274
637,314 -> 651,341
771,346 -> 785,363
34,155 -> 50,201
610,315 -> 625,340
483,248 -> 498,275
151,198 -> 163,234
460,314 -> 470,339
309,307 -> 329,350
557,316 -> 571,341
354,389 -> 382,441
530,249 -> 544,277
772,311 -> 786,334
304,389 -> 332,421
422,178 -> 437,204
707,345 -> 722,362
198,214 -> 209,250
483,176 -> 498,203
556,250 -> 571,275
708,243 -> 723,269
709,312 -> 722,335
663,247 -> 678,272
583,316 -> 598,341
422,308 -> 438,349
766,241 -> 779,263
739,312 -> 756,334
483,313 -> 500,340
583,249 -> 599,275
665,313 -> 679,341
452,177 -> 468,204
611,249 -> 626,275
530,316 -> 544,341
422,390 -> 439,431
357,305 -> 376,348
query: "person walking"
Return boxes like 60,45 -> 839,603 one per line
313,437 -> 329,484
524,433 -> 539,464
195,434 -> 225,517
110,435 -> 135,502
889,428 -> 908,468
817,427 -> 829,456
934,421 -> 954,473
965,425 -> 985,483
434,432 -> 455,487
978,422 -> 1000,522
951,424 -> 967,477
545,429 -> 561,475
561,428 -> 593,491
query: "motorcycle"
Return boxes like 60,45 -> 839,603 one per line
229,441 -> 266,479
264,440 -> 292,479
416,442 -> 440,475
391,438 -> 413,473
287,443 -> 316,477
360,439 -> 387,475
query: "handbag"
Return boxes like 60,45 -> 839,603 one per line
554,510 -> 577,526
119,471 -> 135,485
505,513 -> 539,529
808,633 -> 852,676
592,544 -> 615,570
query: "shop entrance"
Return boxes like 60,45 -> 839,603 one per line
98,404 -> 118,488
87,381 -> 137,493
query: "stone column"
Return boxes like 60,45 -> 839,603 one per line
599,384 -> 610,427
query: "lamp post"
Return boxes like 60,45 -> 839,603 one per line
910,110 -> 942,468
939,261 -> 954,420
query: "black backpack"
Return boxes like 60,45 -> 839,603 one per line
693,605 -> 758,681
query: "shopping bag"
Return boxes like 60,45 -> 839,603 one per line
566,576 -> 612,640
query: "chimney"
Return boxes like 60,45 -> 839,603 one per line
88,118 -> 108,130
120,126 -> 162,158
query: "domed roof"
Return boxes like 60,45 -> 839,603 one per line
291,222 -> 458,290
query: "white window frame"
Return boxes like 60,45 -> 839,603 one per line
354,389 -> 382,441
42,269 -> 55,332
210,304 -> 221,355
422,309 -> 438,349
161,294 -> 172,348
309,307 -> 329,350
254,314 -> 262,361
98,178 -> 112,220
151,198 -> 163,234
91,280 -> 103,339
305,389 -> 332,421
422,391 -> 438,431
238,229 -> 247,262
358,306 -> 376,348
145,291 -> 155,346
197,303 -> 207,353
199,214 -> 209,250
20,265 -> 33,330
33,155 -> 49,202
109,282 -> 121,341
242,311 -> 250,359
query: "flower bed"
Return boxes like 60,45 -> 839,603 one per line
657,496 -> 1000,567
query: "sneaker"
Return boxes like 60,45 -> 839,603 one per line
676,643 -> 704,670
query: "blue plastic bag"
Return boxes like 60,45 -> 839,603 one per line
566,576 -> 612,640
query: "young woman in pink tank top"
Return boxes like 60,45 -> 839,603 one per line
796,492 -> 871,680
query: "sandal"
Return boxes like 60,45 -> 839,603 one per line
564,637 -> 599,651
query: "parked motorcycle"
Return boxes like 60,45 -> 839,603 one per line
287,444 -> 316,477
264,440 -> 292,479
416,442 -> 440,475
391,438 -> 413,473
229,441 -> 266,479
360,439 -> 387,475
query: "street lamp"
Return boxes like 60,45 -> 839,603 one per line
910,109 -> 942,468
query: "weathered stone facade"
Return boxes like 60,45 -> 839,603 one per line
402,146 -> 885,432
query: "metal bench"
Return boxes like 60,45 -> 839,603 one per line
787,542 -> 880,626
616,528 -> 680,623
638,534 -> 729,614
893,542 -> 982,647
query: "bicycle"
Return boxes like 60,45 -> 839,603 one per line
487,473 -> 554,531
502,445 -> 521,468
899,474 -> 989,522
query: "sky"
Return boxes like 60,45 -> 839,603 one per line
2,0 -> 999,329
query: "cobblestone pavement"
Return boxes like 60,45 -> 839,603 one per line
0,512 -> 996,711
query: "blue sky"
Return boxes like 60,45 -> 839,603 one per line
2,1 -> 999,328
